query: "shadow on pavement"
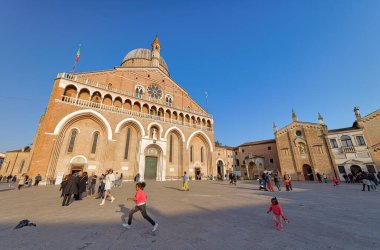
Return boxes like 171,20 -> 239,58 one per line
116,204 -> 130,223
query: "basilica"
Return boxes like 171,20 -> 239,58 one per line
4,37 -> 235,184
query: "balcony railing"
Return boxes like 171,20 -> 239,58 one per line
56,72 -> 213,118
342,146 -> 356,153
58,95 -> 213,131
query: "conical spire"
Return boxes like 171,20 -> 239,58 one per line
273,122 -> 278,133
318,112 -> 324,124
292,109 -> 298,122
151,36 -> 160,48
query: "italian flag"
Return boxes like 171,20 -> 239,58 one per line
75,47 -> 81,62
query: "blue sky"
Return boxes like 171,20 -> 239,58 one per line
1,0 -> 380,152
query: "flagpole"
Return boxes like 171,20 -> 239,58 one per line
71,44 -> 81,73
205,91 -> 208,112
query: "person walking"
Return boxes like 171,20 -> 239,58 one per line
284,174 -> 293,191
229,172 -> 234,185
285,179 -> 291,191
96,174 -> 105,199
59,175 -> 69,198
348,173 -> 354,184
100,169 -> 116,206
77,172 -> 88,200
316,172 -> 322,183
34,174 -> 42,186
342,174 -> 348,183
262,173 -> 268,190
332,176 -> 339,186
274,173 -> 281,191
134,173 -> 141,183
17,174 -> 26,190
323,173 -> 328,183
11,175 -> 17,186
266,174 -> 275,192
62,174 -> 79,206
182,171 -> 189,191
87,173 -> 97,197
118,173 -> 123,187
362,172 -> 371,192
267,197 -> 288,232
122,182 -> 159,232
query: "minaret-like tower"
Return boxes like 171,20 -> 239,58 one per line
292,109 -> 298,122
273,122 -> 278,133
151,36 -> 161,67
354,106 -> 361,120
318,112 -> 324,125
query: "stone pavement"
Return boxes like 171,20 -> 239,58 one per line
0,180 -> 379,250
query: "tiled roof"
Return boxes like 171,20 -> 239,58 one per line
238,139 -> 276,147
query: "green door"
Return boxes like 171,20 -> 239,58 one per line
145,156 -> 157,180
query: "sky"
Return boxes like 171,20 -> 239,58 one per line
0,0 -> 380,152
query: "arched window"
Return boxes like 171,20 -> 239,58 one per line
190,146 -> 193,162
67,129 -> 78,153
18,160 -> 25,174
124,127 -> 131,159
91,132 -> 99,154
201,147 -> 204,163
169,134 -> 173,163
166,95 -> 173,106
135,86 -> 143,98
341,135 -> 353,147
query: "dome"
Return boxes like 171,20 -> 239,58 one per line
121,48 -> 168,73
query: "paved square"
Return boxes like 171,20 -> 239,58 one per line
0,181 -> 379,249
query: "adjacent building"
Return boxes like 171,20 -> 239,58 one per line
0,153 -> 5,171
327,124 -> 375,181
1,146 -> 31,178
274,111 -> 336,181
213,145 -> 234,178
354,107 -> 380,172
234,139 -> 279,179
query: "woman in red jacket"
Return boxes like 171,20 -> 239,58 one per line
122,182 -> 159,232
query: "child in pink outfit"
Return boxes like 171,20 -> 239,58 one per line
122,182 -> 159,232
267,197 -> 287,232
332,177 -> 339,186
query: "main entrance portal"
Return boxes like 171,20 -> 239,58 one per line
145,156 -> 158,180
303,164 -> 314,181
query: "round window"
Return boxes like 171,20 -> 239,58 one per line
296,130 -> 302,137
147,84 -> 162,99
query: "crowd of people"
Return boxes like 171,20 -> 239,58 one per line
0,173 -> 42,189
258,172 -> 292,192
59,170 -> 127,206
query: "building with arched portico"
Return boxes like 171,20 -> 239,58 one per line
8,37 -> 217,184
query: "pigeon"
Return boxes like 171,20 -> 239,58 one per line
14,219 -> 37,229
